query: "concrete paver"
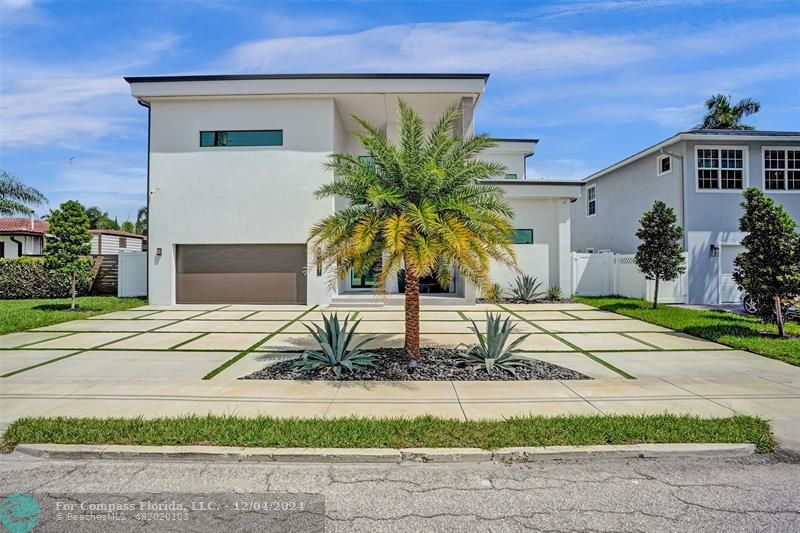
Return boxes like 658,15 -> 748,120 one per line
514,311 -> 578,320
158,320 -> 280,333
199,310 -> 257,320
461,400 -> 600,419
34,319 -> 176,332
453,380 -> 578,400
244,310 -> 309,320
536,320 -> 670,333
590,398 -> 736,417
598,350 -> 800,379
0,350 -> 77,375
177,333 -> 266,351
88,310 -> 159,320
102,332 -> 203,350
0,331 -> 70,349
27,332 -> 138,349
325,401 -> 465,419
558,333 -> 655,351
140,310 -> 208,320
523,353 -> 625,379
566,310 -> 634,320
626,332 -> 729,350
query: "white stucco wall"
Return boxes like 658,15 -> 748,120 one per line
0,235 -> 44,257
91,234 -> 143,255
147,97 -> 338,305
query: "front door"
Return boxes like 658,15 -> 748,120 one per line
350,266 -> 378,289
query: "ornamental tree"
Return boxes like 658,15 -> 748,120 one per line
44,200 -> 92,310
733,188 -> 800,337
309,99 -> 516,360
635,201 -> 685,309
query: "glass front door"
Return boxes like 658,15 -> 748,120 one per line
351,266 -> 378,289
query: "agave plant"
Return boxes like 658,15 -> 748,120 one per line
545,285 -> 562,301
508,274 -> 543,303
459,313 -> 531,375
299,313 -> 376,377
484,282 -> 503,303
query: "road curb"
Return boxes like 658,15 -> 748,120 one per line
14,442 -> 755,463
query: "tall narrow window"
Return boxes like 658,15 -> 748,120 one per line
764,148 -> 800,191
199,130 -> 283,147
586,185 -> 597,216
696,147 -> 745,190
657,154 -> 671,176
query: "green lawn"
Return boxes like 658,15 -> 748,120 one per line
577,296 -> 800,366
1,414 -> 775,453
0,296 -> 147,335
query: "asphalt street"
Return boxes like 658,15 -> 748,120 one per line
1,452 -> 798,532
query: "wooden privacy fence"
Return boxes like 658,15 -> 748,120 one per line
571,251 -> 687,303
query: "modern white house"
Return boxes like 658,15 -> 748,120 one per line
126,73 -> 580,306
570,129 -> 800,305
0,218 -> 47,258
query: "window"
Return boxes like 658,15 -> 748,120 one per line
199,130 -> 283,147
586,184 -> 596,216
763,147 -> 800,191
504,173 -> 518,180
696,147 -> 746,190
511,229 -> 533,244
358,155 -> 374,168
586,247 -> 595,254
657,154 -> 671,176
119,237 -> 127,248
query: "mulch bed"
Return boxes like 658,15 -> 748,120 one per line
241,347 -> 591,382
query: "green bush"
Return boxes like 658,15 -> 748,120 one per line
0,256 -> 93,299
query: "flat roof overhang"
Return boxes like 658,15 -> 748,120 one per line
487,180 -> 582,200
126,73 -> 490,103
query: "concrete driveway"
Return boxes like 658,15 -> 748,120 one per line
1,302 -> 798,447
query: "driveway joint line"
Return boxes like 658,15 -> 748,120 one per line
557,380 -> 605,414
130,310 -> 165,320
450,382 -> 469,420
618,332 -> 664,350
560,310 -> 584,320
168,332 -> 213,351
14,331 -> 79,349
0,349 -> 88,378
238,310 -> 261,321
659,377 -> 742,415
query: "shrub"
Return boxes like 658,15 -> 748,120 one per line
508,274 -> 543,303
546,286 -> 562,301
459,313 -> 531,375
299,313 -> 377,377
0,256 -> 92,299
484,282 -> 503,303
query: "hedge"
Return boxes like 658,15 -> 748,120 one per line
0,256 -> 93,299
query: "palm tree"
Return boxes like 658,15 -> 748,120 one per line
698,94 -> 761,130
135,206 -> 148,235
309,99 -> 517,360
0,169 -> 47,216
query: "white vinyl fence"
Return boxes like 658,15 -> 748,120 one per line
571,251 -> 687,303
117,251 -> 147,297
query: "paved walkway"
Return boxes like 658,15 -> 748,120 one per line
1,303 -> 798,447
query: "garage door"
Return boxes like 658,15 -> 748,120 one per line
176,244 -> 307,304
720,245 -> 745,304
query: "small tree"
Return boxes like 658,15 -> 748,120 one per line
733,188 -> 800,337
635,201 -> 685,309
44,201 -> 92,310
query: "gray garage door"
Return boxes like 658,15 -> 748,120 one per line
176,244 -> 307,304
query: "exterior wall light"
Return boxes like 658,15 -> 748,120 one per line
155,247 -> 162,256
710,244 -> 720,257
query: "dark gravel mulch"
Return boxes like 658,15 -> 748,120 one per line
241,347 -> 591,381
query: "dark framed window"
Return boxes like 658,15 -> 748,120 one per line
586,184 -> 596,216
511,229 -> 533,244
119,237 -> 127,248
199,130 -> 283,147
504,173 -> 517,180
657,154 -> 671,175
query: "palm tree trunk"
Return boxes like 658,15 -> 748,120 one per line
404,264 -> 421,360
70,271 -> 77,310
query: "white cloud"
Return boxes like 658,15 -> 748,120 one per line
225,21 -> 654,74
528,0 -> 743,19
0,32 -> 179,147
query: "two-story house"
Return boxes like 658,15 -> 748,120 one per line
571,129 -> 800,305
126,73 -> 580,306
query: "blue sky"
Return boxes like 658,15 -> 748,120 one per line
1,0 -> 799,221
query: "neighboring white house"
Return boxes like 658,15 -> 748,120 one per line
90,229 -> 146,255
0,218 -> 48,258
570,129 -> 800,305
126,73 -> 580,305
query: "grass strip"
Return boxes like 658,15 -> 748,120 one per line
0,350 -> 86,379
1,414 -> 774,453
201,306 -> 318,380
577,296 -> 800,366
0,297 -> 148,335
